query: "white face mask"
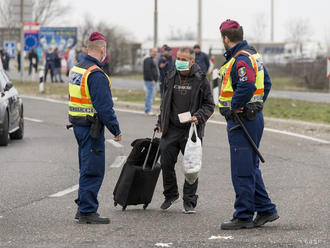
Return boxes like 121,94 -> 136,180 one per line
101,53 -> 106,63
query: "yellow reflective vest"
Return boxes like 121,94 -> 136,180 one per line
218,50 -> 264,109
68,63 -> 111,118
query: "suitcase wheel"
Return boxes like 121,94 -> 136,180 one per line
143,204 -> 148,210
122,206 -> 127,211
114,202 -> 118,207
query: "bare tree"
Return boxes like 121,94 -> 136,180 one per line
167,26 -> 196,41
0,0 -> 68,27
285,17 -> 312,53
33,0 -> 69,25
0,0 -> 14,27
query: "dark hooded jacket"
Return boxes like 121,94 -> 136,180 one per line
157,64 -> 215,138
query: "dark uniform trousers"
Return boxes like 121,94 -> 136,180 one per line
160,126 -> 199,206
227,112 -> 277,221
73,125 -> 105,215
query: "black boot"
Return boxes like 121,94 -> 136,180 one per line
253,212 -> 279,227
74,208 -> 79,220
78,213 -> 110,224
221,218 -> 254,230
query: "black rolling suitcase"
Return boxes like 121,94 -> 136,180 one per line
113,129 -> 161,211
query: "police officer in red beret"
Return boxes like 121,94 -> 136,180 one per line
218,20 -> 279,230
68,32 -> 122,224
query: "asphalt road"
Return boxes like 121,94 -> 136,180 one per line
0,96 -> 329,248
7,71 -> 330,103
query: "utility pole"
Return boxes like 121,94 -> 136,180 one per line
197,0 -> 202,46
20,0 -> 24,82
270,0 -> 274,42
153,0 -> 158,49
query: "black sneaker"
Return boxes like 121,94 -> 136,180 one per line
253,212 -> 279,227
78,213 -> 110,224
160,196 -> 179,210
221,218 -> 254,230
183,201 -> 196,214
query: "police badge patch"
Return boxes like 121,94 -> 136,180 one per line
238,67 -> 246,77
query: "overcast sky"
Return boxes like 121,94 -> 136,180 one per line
59,0 -> 330,44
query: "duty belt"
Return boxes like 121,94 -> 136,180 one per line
69,106 -> 96,113
219,95 -> 263,108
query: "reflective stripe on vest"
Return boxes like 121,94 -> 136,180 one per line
68,64 -> 111,117
218,50 -> 264,108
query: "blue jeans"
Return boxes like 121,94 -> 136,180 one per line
144,81 -> 157,113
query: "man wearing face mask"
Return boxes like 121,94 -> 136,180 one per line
68,32 -> 122,224
218,20 -> 278,230
156,47 -> 214,213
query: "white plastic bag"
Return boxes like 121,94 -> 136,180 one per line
182,123 -> 202,184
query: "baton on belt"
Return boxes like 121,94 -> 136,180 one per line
230,111 -> 265,163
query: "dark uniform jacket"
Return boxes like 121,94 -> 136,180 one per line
195,51 -> 210,74
70,55 -> 121,136
157,64 -> 215,138
220,40 -> 272,119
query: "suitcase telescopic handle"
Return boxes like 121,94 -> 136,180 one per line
142,129 -> 160,170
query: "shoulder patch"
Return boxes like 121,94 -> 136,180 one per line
238,67 -> 246,77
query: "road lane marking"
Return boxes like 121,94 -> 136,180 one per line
155,243 -> 173,247
49,184 -> 79,197
106,139 -> 124,148
24,117 -> 44,123
110,156 -> 127,168
209,235 -> 233,240
21,95 -> 330,144
208,120 -> 330,144
263,127 -> 330,144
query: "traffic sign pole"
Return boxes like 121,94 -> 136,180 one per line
20,0 -> 24,83
328,57 -> 330,94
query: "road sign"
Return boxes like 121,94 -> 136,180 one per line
24,33 -> 39,51
24,22 -> 40,52
4,41 -> 16,58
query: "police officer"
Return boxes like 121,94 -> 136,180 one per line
69,32 -> 122,224
218,20 -> 279,230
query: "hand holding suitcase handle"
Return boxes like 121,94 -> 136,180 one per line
142,129 -> 161,171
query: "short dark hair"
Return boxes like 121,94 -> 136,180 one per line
221,26 -> 244,43
178,47 -> 195,59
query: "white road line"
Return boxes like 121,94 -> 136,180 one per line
208,119 -> 330,144
21,95 -> 330,144
24,117 -> 44,123
110,156 -> 127,168
49,184 -> 79,198
209,235 -> 233,240
155,243 -> 173,248
106,139 -> 124,148
264,128 -> 330,144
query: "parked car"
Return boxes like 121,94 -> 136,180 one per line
0,69 -> 24,146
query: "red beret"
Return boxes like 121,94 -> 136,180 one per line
89,32 -> 106,41
219,19 -> 240,32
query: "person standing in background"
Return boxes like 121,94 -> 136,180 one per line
44,47 -> 55,82
77,46 -> 87,63
54,48 -> 63,83
193,44 -> 210,74
158,45 -> 173,97
143,48 -> 159,116
66,46 -> 76,76
28,49 -> 39,75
